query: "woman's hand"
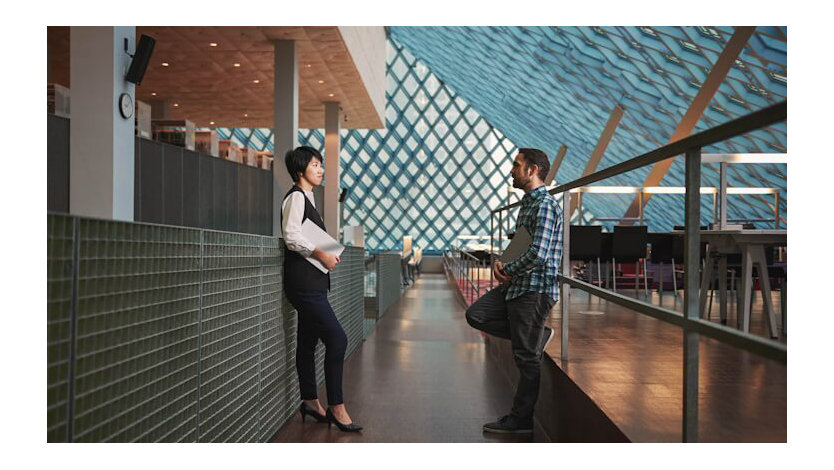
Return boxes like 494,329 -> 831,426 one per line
313,249 -> 340,272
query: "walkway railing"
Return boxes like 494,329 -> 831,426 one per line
489,101 -> 787,442
443,249 -> 485,305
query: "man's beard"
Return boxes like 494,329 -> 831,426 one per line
512,176 -> 528,189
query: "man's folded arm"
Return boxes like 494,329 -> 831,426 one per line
502,202 -> 557,277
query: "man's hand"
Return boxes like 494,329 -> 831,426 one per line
493,261 -> 511,284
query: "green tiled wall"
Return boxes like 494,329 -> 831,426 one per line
46,214 -> 365,442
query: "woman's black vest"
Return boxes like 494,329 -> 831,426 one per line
282,185 -> 330,292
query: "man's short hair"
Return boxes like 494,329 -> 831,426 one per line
518,148 -> 550,182
285,146 -> 322,182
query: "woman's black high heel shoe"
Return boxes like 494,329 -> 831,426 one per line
326,408 -> 363,432
299,403 -> 327,423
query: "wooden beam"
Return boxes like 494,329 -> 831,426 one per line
620,26 -> 757,225
545,145 -> 568,185
569,104 -> 624,216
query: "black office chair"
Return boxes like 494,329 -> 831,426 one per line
570,225 -> 603,287
648,233 -> 681,298
775,263 -> 786,335
612,226 -> 648,296
600,231 -> 613,289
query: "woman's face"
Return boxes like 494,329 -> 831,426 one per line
300,157 -> 323,186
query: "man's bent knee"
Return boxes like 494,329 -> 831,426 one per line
465,307 -> 482,330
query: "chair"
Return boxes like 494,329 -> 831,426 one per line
647,233 -> 682,298
570,225 -> 603,287
408,246 -> 423,280
600,232 -> 613,289
775,263 -> 786,334
401,252 -> 413,286
612,226 -> 648,296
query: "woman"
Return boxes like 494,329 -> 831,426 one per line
281,145 -> 362,433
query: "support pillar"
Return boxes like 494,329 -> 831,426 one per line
560,190 -> 571,362
273,40 -> 298,237
323,102 -> 341,240
682,147 -> 702,442
149,99 -> 170,119
719,162 -> 728,229
69,26 -> 135,221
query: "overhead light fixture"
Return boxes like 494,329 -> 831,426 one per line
209,43 -> 218,47
151,92 -> 157,96
209,121 -> 215,125
328,93 -> 334,97
726,187 -> 779,195
317,80 -> 325,84
701,153 -> 789,164
244,113 -> 248,117
643,186 -> 717,195
306,64 -> 312,68
253,79 -> 260,84
234,63 -> 241,67
173,103 -> 179,107
578,186 -> 641,194
162,62 -> 169,67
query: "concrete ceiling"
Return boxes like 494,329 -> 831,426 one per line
47,26 -> 384,129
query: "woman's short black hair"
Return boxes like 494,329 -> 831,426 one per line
284,146 -> 323,182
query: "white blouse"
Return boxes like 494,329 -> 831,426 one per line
281,190 -> 317,257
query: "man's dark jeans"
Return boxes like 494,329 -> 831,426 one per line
465,285 -> 555,422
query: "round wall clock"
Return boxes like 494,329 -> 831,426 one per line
119,93 -> 134,119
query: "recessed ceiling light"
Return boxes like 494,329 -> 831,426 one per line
317,80 -> 325,84
244,113 -> 248,117
253,79 -> 260,84
173,103 -> 179,107
210,121 -> 215,125
233,63 -> 241,67
151,92 -> 157,96
328,93 -> 334,97
306,64 -> 312,68
209,43 -> 218,47
162,62 -> 169,67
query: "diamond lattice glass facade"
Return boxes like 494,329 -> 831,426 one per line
214,38 -> 563,254
388,26 -> 787,232
214,27 -> 786,247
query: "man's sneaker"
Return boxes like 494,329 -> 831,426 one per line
540,327 -> 554,355
482,415 -> 533,434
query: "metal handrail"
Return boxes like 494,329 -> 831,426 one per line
492,102 -> 786,213
445,249 -> 483,305
558,276 -> 786,363
488,100 -> 787,442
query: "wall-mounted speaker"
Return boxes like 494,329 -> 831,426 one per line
125,35 -> 156,85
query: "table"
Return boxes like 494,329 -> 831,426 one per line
671,230 -> 786,339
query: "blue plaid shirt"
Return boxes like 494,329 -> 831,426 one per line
502,185 -> 563,302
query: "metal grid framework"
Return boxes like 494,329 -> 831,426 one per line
376,254 -> 403,320
329,247 -> 367,358
46,214 -> 366,442
47,215 -> 74,442
362,253 -> 407,336
198,230 -> 262,442
215,38 -> 526,253
388,26 -> 788,231
72,219 -> 202,443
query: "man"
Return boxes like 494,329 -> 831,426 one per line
465,148 -> 563,434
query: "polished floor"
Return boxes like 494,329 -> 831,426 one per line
272,272 -> 786,443
544,289 -> 786,442
271,274 -> 545,442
